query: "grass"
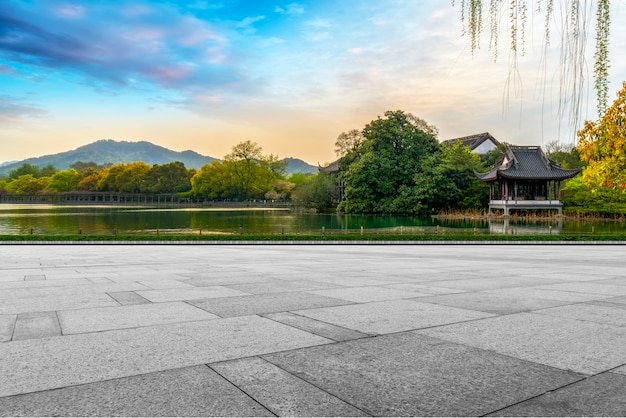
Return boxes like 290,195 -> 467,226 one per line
0,233 -> 624,242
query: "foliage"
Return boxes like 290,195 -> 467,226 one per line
454,0 -> 612,128
141,162 -> 192,194
47,169 -> 81,193
291,172 -> 338,210
544,140 -> 581,169
577,81 -> 626,193
9,164 -> 42,180
5,175 -> 49,194
191,141 -> 287,200
334,129 -> 364,157
338,110 -> 441,214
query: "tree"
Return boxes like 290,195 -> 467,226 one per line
9,164 -> 41,180
47,169 -> 81,193
142,162 -> 192,194
291,172 -> 339,210
5,175 -> 49,194
338,110 -> 441,214
544,140 -> 581,169
334,129 -> 365,157
191,161 -> 230,199
577,81 -> 626,194
455,0 -> 612,126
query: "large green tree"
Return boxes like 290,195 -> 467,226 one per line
338,110 -> 441,214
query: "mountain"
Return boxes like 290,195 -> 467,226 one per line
0,139 -> 318,177
283,157 -> 318,175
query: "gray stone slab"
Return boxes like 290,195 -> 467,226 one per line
263,332 -> 582,417
417,312 -> 626,375
430,276 -> 563,291
188,292 -> 351,318
0,314 -> 16,342
0,365 -> 272,417
12,312 -> 61,341
182,276 -> 269,287
415,292 -> 571,315
263,312 -> 372,342
309,286 -> 427,303
385,283 -> 468,295
58,302 -> 220,334
488,372 -> 626,417
136,286 -> 249,302
24,275 -> 46,281
613,365 -> 626,376
0,315 -> 331,397
107,291 -> 151,306
136,279 -> 195,289
536,282 -> 626,296
0,293 -> 120,315
533,303 -> 626,327
212,357 -> 366,416
484,287 -> 603,302
294,299 -> 494,335
596,277 -> 626,286
225,279 -> 340,294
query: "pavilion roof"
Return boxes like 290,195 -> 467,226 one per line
441,132 -> 500,152
318,160 -> 340,173
475,146 -> 580,181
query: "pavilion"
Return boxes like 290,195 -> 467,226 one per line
475,146 -> 580,215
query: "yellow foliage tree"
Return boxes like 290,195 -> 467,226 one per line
577,82 -> 626,193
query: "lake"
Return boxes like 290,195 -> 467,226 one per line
0,204 -> 623,235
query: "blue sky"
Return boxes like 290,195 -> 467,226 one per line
1,0 -> 625,164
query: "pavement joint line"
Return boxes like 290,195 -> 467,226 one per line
258,355 -> 374,417
477,372 -> 589,417
205,363 -> 279,417
259,312 -> 375,342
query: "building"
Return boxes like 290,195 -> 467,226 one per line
442,132 -> 500,155
475,145 -> 580,215
318,160 -> 344,202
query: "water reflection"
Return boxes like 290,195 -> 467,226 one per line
0,204 -> 623,235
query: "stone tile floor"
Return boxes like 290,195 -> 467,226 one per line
0,244 -> 625,416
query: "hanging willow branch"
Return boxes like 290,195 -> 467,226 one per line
455,0 -> 611,132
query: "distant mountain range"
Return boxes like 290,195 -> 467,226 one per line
0,139 -> 318,177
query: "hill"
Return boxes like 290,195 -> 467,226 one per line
0,140 -> 317,177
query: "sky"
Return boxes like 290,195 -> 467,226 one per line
1,0 -> 625,165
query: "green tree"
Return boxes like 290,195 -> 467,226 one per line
191,161 -> 229,199
5,175 -> 49,194
9,164 -> 41,180
334,129 -> 364,157
142,162 -> 192,194
339,110 -> 441,214
291,172 -> 338,210
440,142 -> 489,209
47,169 -> 81,193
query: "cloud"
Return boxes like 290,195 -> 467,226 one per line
0,2 -> 243,99
274,3 -> 305,16
0,97 -> 46,125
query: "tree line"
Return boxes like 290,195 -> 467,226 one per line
0,140 -> 318,202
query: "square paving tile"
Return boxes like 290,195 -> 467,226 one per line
415,292 -> 570,315
107,291 -> 151,306
188,292 -> 351,318
487,372 -> 626,417
263,332 -> 582,417
293,299 -> 494,334
12,312 -> 61,341
0,315 -> 331,397
308,286 -> 427,303
417,312 -> 626,375
0,365 -> 272,417
58,302 -> 220,334
484,287 -> 603,303
211,357 -> 366,416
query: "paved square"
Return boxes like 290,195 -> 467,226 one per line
0,244 -> 625,416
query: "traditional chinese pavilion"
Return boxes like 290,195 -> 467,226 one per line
475,146 -> 580,215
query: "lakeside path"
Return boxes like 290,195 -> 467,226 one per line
1,244 -> 626,416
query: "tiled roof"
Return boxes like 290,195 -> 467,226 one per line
318,160 -> 340,173
476,146 -> 580,181
442,132 -> 500,151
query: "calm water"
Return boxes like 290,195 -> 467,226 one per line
0,204 -> 623,235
